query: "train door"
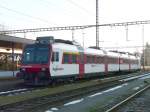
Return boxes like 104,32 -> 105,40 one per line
104,56 -> 108,74
129,57 -> 131,71
79,52 -> 84,78
119,57 -> 121,72
51,51 -> 60,76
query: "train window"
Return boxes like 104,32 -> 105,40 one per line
86,56 -> 88,63
123,59 -> 126,63
99,56 -> 103,63
87,56 -> 91,63
135,60 -> 137,64
96,56 -> 99,63
132,60 -> 138,64
86,56 -> 91,63
111,58 -> 113,63
96,57 -> 99,63
112,57 -> 117,64
72,54 -> 77,63
112,58 -> 115,63
23,48 -> 34,63
115,58 -> 118,63
91,56 -> 95,63
52,52 -> 59,62
126,59 -> 129,63
137,60 -> 139,64
102,56 -> 105,63
22,46 -> 50,64
63,54 -> 69,63
108,57 -> 114,63
123,59 -> 129,64
107,57 -> 110,63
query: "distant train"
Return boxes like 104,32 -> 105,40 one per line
17,36 -> 141,85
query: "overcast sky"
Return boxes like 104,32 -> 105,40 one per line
0,0 -> 150,53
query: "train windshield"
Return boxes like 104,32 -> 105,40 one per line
22,45 -> 50,64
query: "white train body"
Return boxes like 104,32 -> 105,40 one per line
51,43 -> 140,77
18,37 -> 141,85
50,43 -> 80,77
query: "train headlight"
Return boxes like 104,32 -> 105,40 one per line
41,67 -> 46,71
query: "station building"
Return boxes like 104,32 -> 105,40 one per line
0,35 -> 34,71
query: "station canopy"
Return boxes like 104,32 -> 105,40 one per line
0,34 -> 35,50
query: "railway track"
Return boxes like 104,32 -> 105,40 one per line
105,84 -> 150,112
0,71 -> 147,97
0,81 -> 122,112
0,72 -> 149,112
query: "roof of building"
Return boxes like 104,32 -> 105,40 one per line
0,35 -> 35,49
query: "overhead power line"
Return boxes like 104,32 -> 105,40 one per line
0,25 -> 93,34
36,0 -> 85,22
99,20 -> 150,27
103,45 -> 144,49
65,0 -> 94,16
0,4 -> 56,25
1,20 -> 150,34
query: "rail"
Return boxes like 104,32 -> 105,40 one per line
105,84 -> 150,112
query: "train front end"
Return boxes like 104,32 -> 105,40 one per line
17,36 -> 53,85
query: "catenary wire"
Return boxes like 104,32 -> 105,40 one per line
0,3 -> 58,25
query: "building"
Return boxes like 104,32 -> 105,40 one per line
0,34 -> 35,70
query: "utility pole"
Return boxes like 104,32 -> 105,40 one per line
142,25 -> 145,71
12,42 -> 15,77
82,29 -> 85,48
125,25 -> 129,41
72,30 -> 74,41
96,0 -> 99,48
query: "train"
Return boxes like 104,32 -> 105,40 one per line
16,36 -> 141,85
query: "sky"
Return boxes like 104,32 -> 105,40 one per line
0,0 -> 150,53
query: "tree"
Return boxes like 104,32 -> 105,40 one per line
141,42 -> 150,66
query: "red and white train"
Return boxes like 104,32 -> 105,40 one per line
17,36 -> 141,85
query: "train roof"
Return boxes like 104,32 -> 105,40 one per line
130,55 -> 140,60
109,50 -> 141,59
55,39 -> 73,45
52,42 -> 106,55
52,43 -> 80,52
52,42 -> 131,58
84,48 -> 105,56
119,53 -> 130,59
106,51 -> 120,58
36,37 -> 139,60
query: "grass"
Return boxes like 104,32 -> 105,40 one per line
144,78 -> 150,84
0,77 -> 18,81
0,79 -> 103,106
